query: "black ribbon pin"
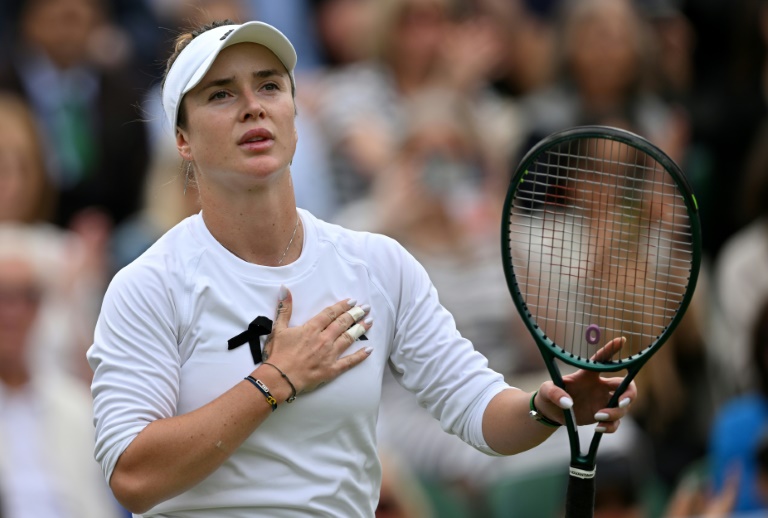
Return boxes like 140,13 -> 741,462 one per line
228,315 -> 273,364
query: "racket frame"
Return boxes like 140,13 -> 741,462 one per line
501,125 -> 702,500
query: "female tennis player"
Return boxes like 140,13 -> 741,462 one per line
87,20 -> 637,517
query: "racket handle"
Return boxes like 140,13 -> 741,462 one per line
564,465 -> 595,518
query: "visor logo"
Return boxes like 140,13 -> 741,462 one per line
220,29 -> 234,40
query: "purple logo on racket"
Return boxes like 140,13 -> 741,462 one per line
585,324 -> 601,345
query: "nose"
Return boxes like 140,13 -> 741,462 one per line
240,90 -> 266,122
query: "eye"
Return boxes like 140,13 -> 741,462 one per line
209,90 -> 230,101
261,82 -> 280,92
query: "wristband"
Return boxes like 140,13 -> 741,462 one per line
528,390 -> 561,427
262,362 -> 297,403
245,376 -> 277,411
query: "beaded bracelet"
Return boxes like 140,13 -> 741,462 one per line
262,362 -> 297,403
245,376 -> 277,411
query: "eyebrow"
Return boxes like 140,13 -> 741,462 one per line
196,69 -> 286,92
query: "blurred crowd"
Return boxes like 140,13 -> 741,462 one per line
1,0 -> 768,517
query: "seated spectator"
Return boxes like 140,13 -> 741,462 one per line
0,0 -> 149,228
0,91 -> 108,382
0,224 -> 122,518
709,298 -> 768,513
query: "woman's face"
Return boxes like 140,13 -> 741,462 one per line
0,122 -> 41,222
176,42 -> 298,193
567,1 -> 640,97
0,258 -> 41,368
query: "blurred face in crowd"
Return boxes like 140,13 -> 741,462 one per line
316,0 -> 376,65
176,43 -> 298,194
392,0 -> 450,67
0,257 -> 41,384
565,0 -> 642,100
21,0 -> 101,69
0,101 -> 47,223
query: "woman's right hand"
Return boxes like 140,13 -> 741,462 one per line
261,286 -> 373,395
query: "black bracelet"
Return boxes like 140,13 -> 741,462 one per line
244,376 -> 277,411
528,390 -> 562,427
262,362 -> 297,403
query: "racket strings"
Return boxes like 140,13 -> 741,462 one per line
508,137 -> 694,363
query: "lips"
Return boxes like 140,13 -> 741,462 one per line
238,128 -> 274,146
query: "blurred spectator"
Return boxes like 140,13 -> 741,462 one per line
0,0 -> 149,229
519,0 -> 688,165
480,0 -> 558,100
0,224 -> 121,518
376,449 -> 435,518
709,298 -> 768,513
712,121 -> 768,394
109,142 -> 200,274
681,0 -> 768,257
629,273 -> 715,494
307,0 -> 376,70
0,90 -> 107,382
315,0 -> 516,212
593,449 -> 654,518
0,91 -> 55,223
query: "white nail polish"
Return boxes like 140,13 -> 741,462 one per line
619,397 -> 631,409
346,298 -> 357,307
559,397 -> 574,409
595,426 -> 607,433
279,285 -> 289,301
594,412 -> 609,421
364,317 -> 373,326
364,346 -> 374,354
361,304 -> 371,313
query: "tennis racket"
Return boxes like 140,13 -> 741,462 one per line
501,126 -> 702,517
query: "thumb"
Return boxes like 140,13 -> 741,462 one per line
273,285 -> 293,331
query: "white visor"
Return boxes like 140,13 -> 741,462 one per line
162,21 -> 297,133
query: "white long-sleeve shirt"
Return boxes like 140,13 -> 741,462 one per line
88,209 -> 509,517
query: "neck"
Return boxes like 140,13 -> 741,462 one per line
199,176 -> 303,266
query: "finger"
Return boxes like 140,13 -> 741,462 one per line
590,336 -> 626,362
336,317 -> 373,352
595,419 -> 621,434
546,384 -> 573,410
308,298 -> 357,331
337,345 -> 374,374
326,304 -> 370,337
600,377 -> 637,409
540,382 -> 574,410
272,285 -> 293,332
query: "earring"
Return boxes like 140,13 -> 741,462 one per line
184,162 -> 193,195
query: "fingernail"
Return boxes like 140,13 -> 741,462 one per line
361,304 -> 371,313
595,426 -> 607,433
279,285 -> 289,301
594,412 -> 609,421
364,317 -> 373,326
346,306 -> 365,321
346,298 -> 357,307
619,397 -> 631,409
559,397 -> 574,409
364,346 -> 374,354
